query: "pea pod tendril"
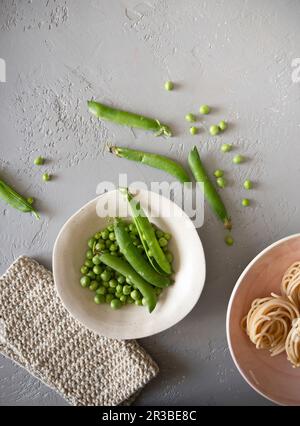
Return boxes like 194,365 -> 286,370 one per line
88,100 -> 172,137
0,179 -> 39,219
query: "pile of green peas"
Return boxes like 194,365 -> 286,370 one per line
80,221 -> 173,310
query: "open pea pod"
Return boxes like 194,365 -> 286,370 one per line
0,178 -> 39,219
120,188 -> 172,276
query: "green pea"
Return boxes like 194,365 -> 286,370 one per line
102,281 -> 109,288
209,125 -> 220,136
119,295 -> 127,303
216,177 -> 227,189
111,298 -> 122,309
162,246 -> 168,252
159,237 -> 168,247
93,265 -> 102,275
190,126 -> 198,135
101,270 -> 112,282
155,229 -> 164,238
96,286 -> 107,295
218,120 -> 228,131
244,179 -> 253,190
164,233 -> 171,241
101,230 -> 109,240
225,235 -> 234,246
115,292 -> 123,299
42,173 -> 51,182
95,241 -> 106,251
131,290 -> 141,301
108,287 -> 115,294
214,169 -> 224,178
185,113 -> 196,123
34,156 -> 45,166
88,238 -> 96,248
116,284 -> 123,294
221,143 -> 232,153
127,297 -> 134,304
96,275 -> 102,282
233,154 -> 244,164
92,255 -> 101,265
87,271 -> 96,279
107,224 -> 114,232
106,294 -> 114,303
109,243 -> 118,252
94,232 -> 102,239
164,80 -> 174,91
109,232 -> 116,241
135,299 -> 143,306
242,198 -> 250,207
85,259 -> 94,268
122,285 -> 132,295
94,294 -> 105,304
117,275 -> 126,284
89,281 -> 99,291
86,249 -> 93,259
166,252 -> 173,263
80,276 -> 90,288
109,279 -> 117,288
199,104 -> 210,114
80,265 -> 89,275
105,239 -> 112,248
27,197 -> 34,204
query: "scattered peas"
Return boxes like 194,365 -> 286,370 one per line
199,104 -> 210,115
225,235 -> 234,246
233,154 -> 244,164
221,143 -> 232,153
218,120 -> 228,131
244,179 -> 253,190
94,294 -> 105,304
209,125 -> 220,136
185,113 -> 196,123
214,169 -> 224,178
242,198 -> 250,207
190,126 -> 198,135
80,276 -> 90,288
34,156 -> 44,166
111,299 -> 122,310
42,173 -> 51,182
164,81 -> 174,91
216,177 -> 227,189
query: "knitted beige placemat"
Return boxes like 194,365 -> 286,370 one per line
0,256 -> 158,406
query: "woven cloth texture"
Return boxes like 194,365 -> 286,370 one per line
0,256 -> 158,406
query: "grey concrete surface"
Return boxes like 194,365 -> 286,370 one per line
0,0 -> 300,406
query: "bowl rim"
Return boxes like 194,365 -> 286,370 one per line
53,189 -> 206,339
226,233 -> 300,406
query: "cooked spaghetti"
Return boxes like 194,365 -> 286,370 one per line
285,318 -> 300,368
281,261 -> 300,310
243,294 -> 299,356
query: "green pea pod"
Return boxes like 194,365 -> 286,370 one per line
0,179 -> 40,219
120,188 -> 172,275
99,253 -> 157,313
114,218 -> 171,288
109,146 -> 190,184
188,146 -> 231,230
88,100 -> 172,137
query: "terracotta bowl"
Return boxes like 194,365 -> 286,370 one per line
226,234 -> 300,406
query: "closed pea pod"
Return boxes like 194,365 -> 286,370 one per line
0,178 -> 39,219
114,218 -> 171,288
88,101 -> 172,137
109,146 -> 190,184
99,253 -> 157,313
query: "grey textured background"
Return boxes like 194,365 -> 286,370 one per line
0,0 -> 300,406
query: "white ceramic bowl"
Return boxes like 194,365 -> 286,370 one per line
53,189 -> 206,339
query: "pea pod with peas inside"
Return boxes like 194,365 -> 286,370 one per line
0,178 -> 39,219
109,146 -> 190,184
99,253 -> 157,313
114,217 -> 172,288
121,188 -> 172,275
88,100 -> 172,137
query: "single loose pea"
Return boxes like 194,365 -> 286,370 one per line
96,286 -> 107,296
209,125 -> 220,136
109,279 -> 117,288
218,120 -> 228,131
123,285 -> 132,295
190,126 -> 198,135
80,265 -> 89,275
93,265 -> 102,275
101,270 -> 112,282
88,237 -> 96,248
94,294 -> 105,304
131,290 -> 141,301
242,198 -> 250,207
111,299 -> 122,310
199,104 -> 210,114
80,276 -> 90,288
85,259 -> 94,268
159,237 -> 168,247
117,275 -> 126,284
164,80 -> 174,91
101,229 -> 109,240
244,179 -> 253,190
89,281 -> 99,291
116,284 -> 123,294
214,169 -> 224,178
106,294 -> 114,304
221,143 -> 232,153
185,113 -> 196,123
225,235 -> 234,246
87,271 -> 96,280
233,154 -> 244,164
34,156 -> 44,166
119,295 -> 127,303
27,197 -> 34,204
216,177 -> 227,189
42,173 -> 51,182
